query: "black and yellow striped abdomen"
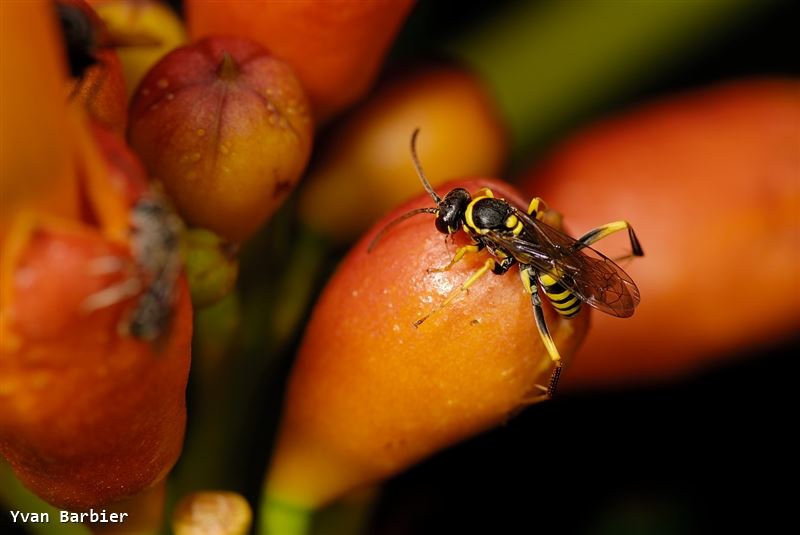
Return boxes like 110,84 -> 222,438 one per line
538,272 -> 581,318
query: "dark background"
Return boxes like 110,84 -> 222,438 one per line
369,339 -> 797,534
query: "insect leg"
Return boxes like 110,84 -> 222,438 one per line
427,243 -> 483,273
82,256 -> 143,313
527,197 -> 548,216
81,277 -> 142,312
520,266 -> 563,399
527,197 -> 563,229
414,257 -> 496,328
574,220 -> 644,259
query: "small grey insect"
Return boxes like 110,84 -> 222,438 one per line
82,193 -> 183,342
124,195 -> 184,340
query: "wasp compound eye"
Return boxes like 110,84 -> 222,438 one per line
436,188 -> 471,234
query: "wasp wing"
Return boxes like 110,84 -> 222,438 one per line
489,207 -> 640,318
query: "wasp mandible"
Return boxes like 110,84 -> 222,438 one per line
369,130 -> 643,399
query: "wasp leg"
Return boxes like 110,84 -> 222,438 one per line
527,197 -> 548,216
81,277 -> 142,313
520,266 -> 563,399
427,243 -> 483,273
574,220 -> 644,259
414,257 -> 496,328
527,197 -> 563,229
78,253 -> 145,313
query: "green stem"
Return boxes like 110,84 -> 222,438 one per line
259,496 -> 313,535
166,222 -> 331,528
265,227 -> 330,348
314,487 -> 379,535
166,295 -> 243,514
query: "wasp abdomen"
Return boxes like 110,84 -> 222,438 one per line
538,273 -> 581,318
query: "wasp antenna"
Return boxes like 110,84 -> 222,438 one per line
410,129 -> 442,205
367,207 -> 438,253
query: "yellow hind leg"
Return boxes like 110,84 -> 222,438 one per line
520,266 -> 563,400
575,220 -> 644,260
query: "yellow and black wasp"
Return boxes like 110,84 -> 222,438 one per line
369,130 -> 643,399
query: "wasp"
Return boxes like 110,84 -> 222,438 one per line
369,130 -> 643,399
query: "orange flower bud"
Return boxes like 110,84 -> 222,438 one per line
299,66 -> 508,244
1,121 -> 192,509
185,0 -> 415,123
264,179 -> 589,513
519,79 -> 800,388
0,0 -> 80,228
2,2 -> 191,509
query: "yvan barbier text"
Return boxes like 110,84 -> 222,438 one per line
8,509 -> 128,524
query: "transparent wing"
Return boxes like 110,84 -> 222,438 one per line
489,207 -> 640,318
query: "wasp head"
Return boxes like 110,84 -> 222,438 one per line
435,188 -> 471,234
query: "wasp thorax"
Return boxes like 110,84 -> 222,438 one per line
435,188 -> 471,234
472,197 -> 512,230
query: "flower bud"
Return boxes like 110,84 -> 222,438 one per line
264,179 -> 589,513
172,491 -> 252,535
519,79 -> 800,388
186,0 -> 415,123
128,36 -> 313,242
299,66 -> 508,244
